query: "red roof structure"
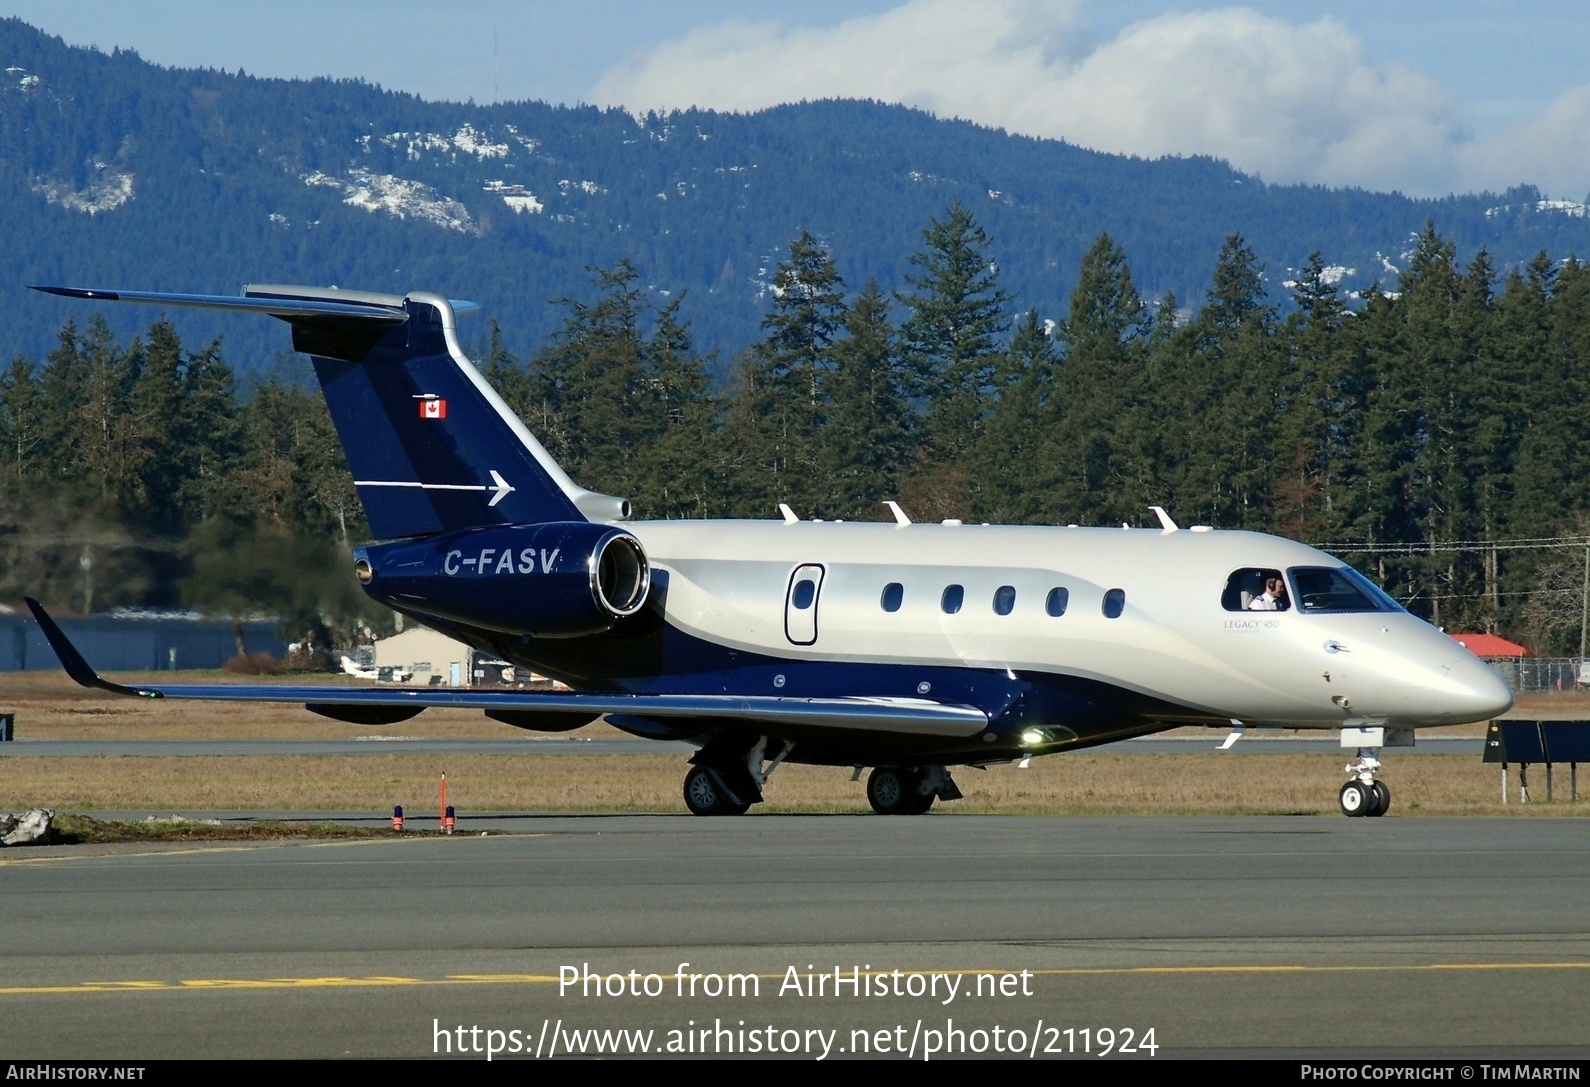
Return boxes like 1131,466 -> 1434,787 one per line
1449,633 -> 1527,657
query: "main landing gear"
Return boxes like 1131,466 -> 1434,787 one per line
1339,740 -> 1391,817
865,765 -> 962,815
679,742 -> 966,817
682,735 -> 794,816
683,765 -> 751,816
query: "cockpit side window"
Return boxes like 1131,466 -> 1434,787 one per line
1287,566 -> 1387,613
1222,568 -> 1289,612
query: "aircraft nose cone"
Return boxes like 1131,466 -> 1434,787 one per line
1444,653 -> 1515,722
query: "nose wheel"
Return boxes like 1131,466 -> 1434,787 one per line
1339,779 -> 1390,817
1339,747 -> 1391,817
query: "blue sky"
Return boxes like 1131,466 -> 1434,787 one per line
4,1 -> 1588,198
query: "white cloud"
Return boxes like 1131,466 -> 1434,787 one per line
590,1 -> 1590,199
1462,84 -> 1590,198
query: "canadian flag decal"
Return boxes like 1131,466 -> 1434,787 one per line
419,398 -> 447,419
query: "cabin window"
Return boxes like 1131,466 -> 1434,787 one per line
993,585 -> 1016,615
1045,587 -> 1069,617
792,578 -> 817,610
1102,588 -> 1126,619
1288,566 -> 1390,614
941,585 -> 964,614
881,582 -> 904,612
1222,568 -> 1289,612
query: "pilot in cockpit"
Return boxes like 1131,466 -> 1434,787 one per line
1247,576 -> 1289,611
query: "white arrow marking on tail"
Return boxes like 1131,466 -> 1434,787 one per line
486,470 -> 513,506
354,471 -> 516,506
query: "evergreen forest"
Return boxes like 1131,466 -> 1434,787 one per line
5,204 -> 1590,657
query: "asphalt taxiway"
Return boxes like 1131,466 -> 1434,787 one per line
1,815 -> 1586,1059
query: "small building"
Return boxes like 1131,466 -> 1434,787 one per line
373,627 -> 473,686
370,626 -> 554,687
1450,633 -> 1527,658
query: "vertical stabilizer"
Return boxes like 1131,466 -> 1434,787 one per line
31,283 -> 631,540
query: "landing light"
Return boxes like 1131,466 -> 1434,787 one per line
1021,728 -> 1046,746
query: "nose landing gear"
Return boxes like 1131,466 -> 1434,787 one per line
1339,777 -> 1390,817
1340,746 -> 1391,817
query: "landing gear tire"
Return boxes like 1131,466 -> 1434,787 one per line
867,767 -> 935,815
1368,780 -> 1391,817
683,766 -> 749,816
1339,780 -> 1372,817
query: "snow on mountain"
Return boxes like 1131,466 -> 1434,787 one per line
379,124 -> 510,162
502,124 -> 539,154
1537,199 -> 1589,217
32,165 -> 134,215
1282,264 -> 1354,289
1485,198 -> 1590,219
451,124 -> 509,160
483,180 -> 543,214
303,169 -> 477,234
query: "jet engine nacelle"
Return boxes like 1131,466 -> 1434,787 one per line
355,521 -> 650,638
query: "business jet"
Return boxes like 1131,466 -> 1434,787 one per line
24,283 -> 1514,817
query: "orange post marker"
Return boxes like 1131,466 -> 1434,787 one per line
439,772 -> 448,830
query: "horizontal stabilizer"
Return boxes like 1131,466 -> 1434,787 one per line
29,285 -> 410,323
24,600 -> 988,737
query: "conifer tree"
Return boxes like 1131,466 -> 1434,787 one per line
761,229 -> 846,409
897,201 -> 1012,471
528,262 -> 654,499
482,318 -> 531,422
1153,233 -> 1278,528
1272,252 -> 1355,540
977,308 -> 1058,524
0,353 -> 42,489
1049,232 -> 1151,524
639,298 -> 720,518
822,280 -> 913,519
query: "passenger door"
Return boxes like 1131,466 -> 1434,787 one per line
784,564 -> 825,646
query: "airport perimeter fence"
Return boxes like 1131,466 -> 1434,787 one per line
1483,657 -> 1588,692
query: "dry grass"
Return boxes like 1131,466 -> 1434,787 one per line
0,751 -> 1581,816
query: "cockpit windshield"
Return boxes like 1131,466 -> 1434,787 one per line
1287,566 -> 1402,614
1337,566 -> 1408,613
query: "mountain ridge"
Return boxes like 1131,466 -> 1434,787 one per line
3,16 -> 1588,372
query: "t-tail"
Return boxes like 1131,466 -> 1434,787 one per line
29,283 -> 630,537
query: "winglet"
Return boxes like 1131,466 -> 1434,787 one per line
22,598 -> 157,698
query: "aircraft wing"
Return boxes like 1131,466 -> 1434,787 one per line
24,600 -> 989,738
